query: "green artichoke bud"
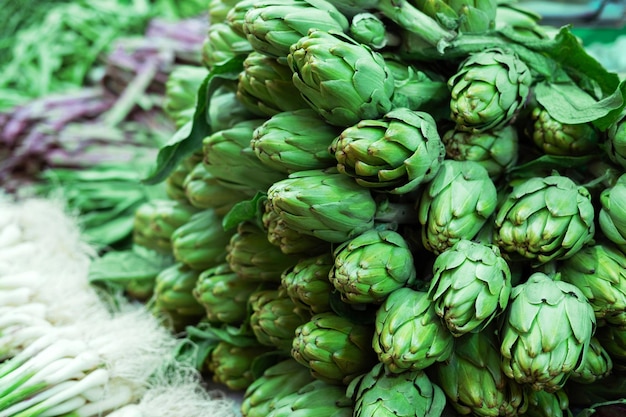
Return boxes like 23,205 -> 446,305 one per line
595,323 -> 626,364
560,242 -> 626,325
171,209 -> 235,271
373,287 -> 454,373
207,82 -> 258,133
262,207 -> 330,255
528,106 -> 600,156
265,168 -> 378,243
202,119 -> 287,195
153,262 -> 205,328
202,22 -> 253,69
494,175 -> 595,265
227,0 -> 259,36
208,340 -> 273,391
226,221 -> 300,282
329,229 -> 417,304
599,173 -> 626,252
291,311 -> 378,385
384,55 -> 450,116
251,108 -> 339,174
249,287 -> 312,350
418,159 -> 498,255
163,65 -> 208,128
494,1 -> 551,41
570,336 -> 613,384
416,0 -> 497,33
448,48 -> 532,132
434,330 -> 528,416
500,272 -> 596,392
524,389 -> 572,417
165,152 -> 202,204
193,263 -> 262,325
266,379 -> 354,417
241,358 -> 316,417
349,13 -> 390,50
209,0 -> 241,24
242,0 -> 349,58
605,113 -> 626,170
347,362 -> 446,417
281,252 -> 335,314
183,161 -> 249,214
133,199 -> 197,253
237,52 -> 310,117
330,108 -> 445,194
442,124 -> 519,179
288,29 -> 395,127
428,239 -> 512,336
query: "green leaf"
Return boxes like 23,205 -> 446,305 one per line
222,192 -> 267,231
508,154 -> 597,179
88,246 -> 174,284
143,55 -> 246,184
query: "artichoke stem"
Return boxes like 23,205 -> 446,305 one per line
374,200 -> 418,225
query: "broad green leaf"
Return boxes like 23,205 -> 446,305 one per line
222,192 -> 267,231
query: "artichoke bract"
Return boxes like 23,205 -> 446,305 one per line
599,173 -> 626,252
524,389 -> 572,417
183,162 -> 249,214
208,340 -> 273,391
153,262 -> 205,330
266,379 -> 354,417
291,311 -> 378,385
262,207 -> 330,255
499,272 -> 596,392
242,0 -> 349,58
560,242 -> 626,325
329,229 -> 417,304
133,199 -> 197,253
442,124 -> 519,179
163,65 -> 208,129
595,323 -> 626,364
287,29 -> 395,127
494,175 -> 595,265
237,52 -> 310,117
347,362 -> 446,417
202,22 -> 253,69
373,287 -> 454,373
528,105 -> 600,156
448,47 -> 531,132
330,108 -> 445,194
171,208 -> 235,271
202,119 -> 287,195
417,159 -> 498,255
415,0 -> 498,33
193,262 -> 261,325
281,252 -> 335,314
428,239 -> 512,336
251,108 -> 339,174
569,336 -> 613,384
241,358 -> 316,417
606,112 -> 626,170
348,12 -> 389,50
265,168 -> 378,243
434,330 -> 528,417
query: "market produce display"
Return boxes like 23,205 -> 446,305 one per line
4,0 -> 626,416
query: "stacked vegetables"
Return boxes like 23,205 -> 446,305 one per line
99,0 -> 626,416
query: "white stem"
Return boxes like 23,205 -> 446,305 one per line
0,223 -> 22,249
0,324 -> 55,360
0,379 -> 79,416
0,242 -> 38,263
0,270 -> 42,290
38,396 -> 87,417
75,381 -> 136,417
0,307 -> 49,331
103,404 -> 143,417
0,288 -> 33,307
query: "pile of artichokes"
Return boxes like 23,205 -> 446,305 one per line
123,0 -> 626,416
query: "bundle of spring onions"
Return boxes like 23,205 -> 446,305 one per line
0,195 -> 240,417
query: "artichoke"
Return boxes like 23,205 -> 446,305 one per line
349,12 -> 390,50
287,29 -> 395,127
569,336 -> 613,384
560,242 -> 626,325
183,161 -> 250,214
202,118 -> 287,195
265,168 -> 378,243
208,340 -> 273,391
329,108 -> 446,194
281,252 -> 335,314
237,52 -> 310,117
171,208 -> 235,271
347,362 -> 446,417
448,47 -> 532,132
415,0 -> 498,33
251,108 -> 339,174
242,0 -> 349,58
599,173 -> 626,253
524,389 -> 573,417
595,323 -> 626,365
226,221 -> 300,282
528,105 -> 600,156
291,311 -> 378,385
153,262 -> 205,330
262,207 -> 331,255
604,111 -> 626,170
329,229 -> 417,304
417,159 -> 498,255
207,82 -> 258,133
249,287 -> 312,351
202,22 -> 253,69
499,272 -> 596,392
373,287 -> 454,373
266,379 -> 354,417
493,175 -> 595,265
209,0 -> 241,24
428,239 -> 512,336
165,152 -> 203,204
434,329 -> 528,416
442,124 -> 519,179
133,199 -> 197,253
241,358 -> 316,417
163,65 -> 208,128
193,263 -> 262,325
